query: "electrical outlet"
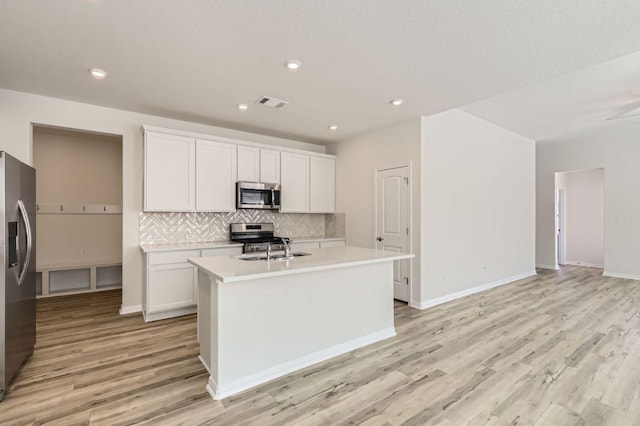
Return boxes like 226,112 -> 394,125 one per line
185,234 -> 195,240
153,234 -> 164,242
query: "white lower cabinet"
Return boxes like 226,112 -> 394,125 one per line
291,239 -> 345,251
291,241 -> 321,251
143,246 -> 242,322
201,247 -> 243,257
147,264 -> 197,314
319,240 -> 345,248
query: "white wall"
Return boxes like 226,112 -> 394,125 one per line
331,111 -> 536,307
420,110 -> 536,302
0,88 -> 325,312
328,118 -> 422,304
34,126 -> 123,267
537,124 -> 640,278
556,168 -> 604,268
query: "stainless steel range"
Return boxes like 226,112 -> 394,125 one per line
230,223 -> 289,254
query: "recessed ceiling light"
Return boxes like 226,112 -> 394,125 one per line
390,98 -> 404,106
328,125 -> 338,131
89,68 -> 107,79
237,103 -> 248,111
285,60 -> 301,71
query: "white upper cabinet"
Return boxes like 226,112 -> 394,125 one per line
260,149 -> 281,184
237,146 -> 260,182
195,139 -> 237,212
144,132 -> 195,211
309,157 -> 335,213
143,126 -> 335,214
280,152 -> 309,213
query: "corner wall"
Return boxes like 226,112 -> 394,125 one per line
537,124 -> 640,278
0,88 -> 326,313
420,110 -> 536,303
328,118 -> 422,304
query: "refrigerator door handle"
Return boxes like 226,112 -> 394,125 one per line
17,199 -> 33,286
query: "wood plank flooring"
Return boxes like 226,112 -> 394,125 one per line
2,266 -> 640,425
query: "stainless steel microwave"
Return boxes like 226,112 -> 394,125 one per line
236,181 -> 281,210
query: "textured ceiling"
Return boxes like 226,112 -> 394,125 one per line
461,51 -> 640,141
2,1 -> 640,144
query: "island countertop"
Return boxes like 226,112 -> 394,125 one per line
188,245 -> 413,283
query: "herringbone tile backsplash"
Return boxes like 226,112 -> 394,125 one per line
139,211 -> 333,244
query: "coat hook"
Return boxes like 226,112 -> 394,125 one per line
36,204 -> 40,211
60,205 -> 63,212
104,205 -> 107,212
83,205 -> 86,212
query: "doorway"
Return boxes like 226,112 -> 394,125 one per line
32,126 -> 123,299
374,165 -> 411,302
555,168 -> 604,269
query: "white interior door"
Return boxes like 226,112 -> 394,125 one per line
376,166 -> 410,302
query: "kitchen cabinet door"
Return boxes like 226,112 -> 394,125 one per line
147,264 -> 196,314
201,247 -> 243,257
290,241 -> 320,251
237,146 -> 260,182
309,157 -> 335,213
144,132 -> 195,211
196,139 -> 237,212
260,149 -> 281,184
280,152 -> 309,212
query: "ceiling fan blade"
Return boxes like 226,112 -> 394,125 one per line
606,111 -> 640,121
606,99 -> 640,120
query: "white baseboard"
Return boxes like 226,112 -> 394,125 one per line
119,304 -> 142,315
205,327 -> 396,400
414,270 -> 538,310
565,260 -> 604,268
206,377 -> 218,402
142,306 -> 196,322
603,271 -> 640,281
536,264 -> 559,270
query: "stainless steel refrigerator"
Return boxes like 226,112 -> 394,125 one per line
0,152 -> 36,402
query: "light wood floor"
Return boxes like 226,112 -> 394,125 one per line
2,266 -> 640,425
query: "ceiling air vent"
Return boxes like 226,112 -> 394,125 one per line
255,96 -> 289,109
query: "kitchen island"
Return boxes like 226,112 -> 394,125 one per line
189,245 -> 413,400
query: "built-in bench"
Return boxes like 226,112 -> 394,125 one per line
36,261 -> 122,297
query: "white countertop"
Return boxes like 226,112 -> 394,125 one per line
289,236 -> 346,243
140,236 -> 346,253
140,240 -> 243,253
188,245 -> 413,283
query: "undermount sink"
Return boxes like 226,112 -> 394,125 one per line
271,252 -> 311,261
239,252 -> 311,261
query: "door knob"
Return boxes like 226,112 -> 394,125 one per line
376,237 -> 383,242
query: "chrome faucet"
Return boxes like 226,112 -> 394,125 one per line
280,238 -> 291,257
266,243 -> 272,260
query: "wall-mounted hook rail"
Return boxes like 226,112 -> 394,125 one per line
36,203 -> 122,215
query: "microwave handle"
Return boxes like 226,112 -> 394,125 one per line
271,188 -> 275,209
